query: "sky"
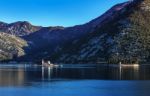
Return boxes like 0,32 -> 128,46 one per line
0,0 -> 128,27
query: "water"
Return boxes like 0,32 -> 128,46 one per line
0,64 -> 150,96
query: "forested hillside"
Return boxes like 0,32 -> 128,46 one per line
51,0 -> 150,64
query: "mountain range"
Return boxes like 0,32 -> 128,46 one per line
0,0 -> 150,64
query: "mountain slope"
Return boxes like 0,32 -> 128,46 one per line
0,21 -> 42,36
0,32 -> 28,61
21,1 -> 132,61
51,0 -> 150,64
1,0 -> 149,64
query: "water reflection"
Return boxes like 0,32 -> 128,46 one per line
119,66 -> 139,80
107,66 -> 140,80
0,68 -> 25,86
39,65 -> 149,80
0,64 -> 150,86
42,67 -> 44,80
42,67 -> 54,80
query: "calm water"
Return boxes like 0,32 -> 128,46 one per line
0,64 -> 150,96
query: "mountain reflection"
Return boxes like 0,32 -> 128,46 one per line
0,64 -> 150,87
0,68 -> 25,86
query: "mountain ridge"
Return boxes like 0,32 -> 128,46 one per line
20,1 -> 132,62
1,0 -> 149,64
50,0 -> 150,64
0,0 -> 133,62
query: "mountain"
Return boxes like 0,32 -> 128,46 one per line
1,0 -> 150,64
50,0 -> 150,64
0,32 -> 28,61
0,21 -> 42,36
21,1 -> 133,61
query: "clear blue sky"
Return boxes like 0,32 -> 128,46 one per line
0,0 -> 128,27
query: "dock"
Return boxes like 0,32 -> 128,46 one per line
120,64 -> 139,67
119,62 -> 139,67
